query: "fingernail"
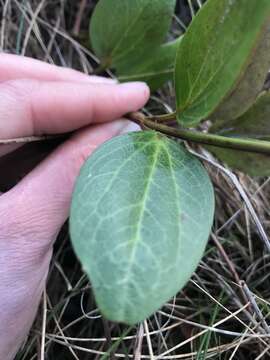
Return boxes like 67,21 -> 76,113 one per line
120,120 -> 141,134
118,82 -> 150,97
109,119 -> 141,134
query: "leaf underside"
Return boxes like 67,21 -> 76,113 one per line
208,91 -> 270,177
175,0 -> 270,126
70,132 -> 214,325
206,145 -> 270,177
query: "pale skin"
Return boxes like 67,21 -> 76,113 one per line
0,54 -> 150,359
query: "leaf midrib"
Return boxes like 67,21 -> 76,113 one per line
120,137 -> 162,319
119,68 -> 173,81
162,142 -> 181,257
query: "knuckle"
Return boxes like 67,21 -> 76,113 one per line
0,79 -> 36,100
0,79 -> 41,135
0,79 -> 37,122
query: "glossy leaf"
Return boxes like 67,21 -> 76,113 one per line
208,91 -> 270,176
175,0 -> 270,126
70,132 -> 214,325
118,37 -> 182,91
211,26 -> 270,123
90,0 -> 176,69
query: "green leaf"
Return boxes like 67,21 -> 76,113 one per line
212,91 -> 270,138
208,91 -> 270,176
70,131 -> 214,325
90,0 -> 176,69
117,37 -> 182,91
175,0 -> 270,126
211,28 -> 270,123
206,145 -> 270,177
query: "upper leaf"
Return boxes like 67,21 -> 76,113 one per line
117,37 -> 183,91
175,0 -> 270,126
210,24 -> 270,123
70,131 -> 214,325
90,0 -> 176,69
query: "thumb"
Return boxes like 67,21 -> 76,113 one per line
0,120 -> 140,360
0,120 -> 140,253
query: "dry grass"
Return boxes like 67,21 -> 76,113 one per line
1,0 -> 270,359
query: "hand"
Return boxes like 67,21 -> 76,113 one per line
0,54 -> 150,359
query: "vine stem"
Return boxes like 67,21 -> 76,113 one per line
148,112 -> 177,123
2,112 -> 270,156
129,112 -> 270,155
